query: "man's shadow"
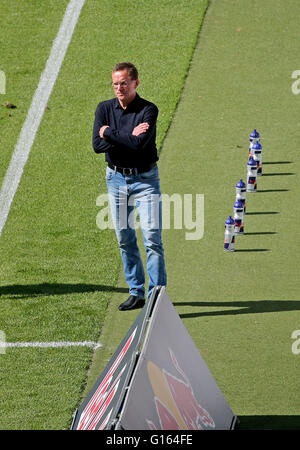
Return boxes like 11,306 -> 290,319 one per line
0,283 -> 128,299
174,299 -> 300,319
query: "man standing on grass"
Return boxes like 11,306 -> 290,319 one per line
92,62 -> 167,311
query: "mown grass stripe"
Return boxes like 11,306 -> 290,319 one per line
0,0 -> 86,237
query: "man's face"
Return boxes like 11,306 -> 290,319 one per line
112,69 -> 139,106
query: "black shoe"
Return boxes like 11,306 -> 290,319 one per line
118,295 -> 145,311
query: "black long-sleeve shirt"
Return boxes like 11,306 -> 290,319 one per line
92,93 -> 159,168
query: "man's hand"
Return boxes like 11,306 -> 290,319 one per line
99,125 -> 109,138
132,122 -> 149,136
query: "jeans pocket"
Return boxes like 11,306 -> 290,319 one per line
106,167 -> 115,181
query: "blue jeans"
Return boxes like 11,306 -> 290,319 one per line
106,164 -> 167,299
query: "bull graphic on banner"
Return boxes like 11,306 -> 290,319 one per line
146,349 -> 215,430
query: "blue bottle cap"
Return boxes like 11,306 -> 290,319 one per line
225,215 -> 234,225
252,141 -> 262,150
234,200 -> 244,209
250,129 -> 260,139
236,179 -> 246,188
248,157 -> 257,166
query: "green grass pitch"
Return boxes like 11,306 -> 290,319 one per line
0,0 -> 299,430
0,0 -> 208,429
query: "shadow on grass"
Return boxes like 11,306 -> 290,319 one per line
263,161 -> 293,165
0,283 -> 128,299
246,211 -> 279,215
236,415 -> 300,430
243,232 -> 277,235
234,249 -> 270,252
174,299 -> 300,319
256,189 -> 289,193
262,172 -> 294,176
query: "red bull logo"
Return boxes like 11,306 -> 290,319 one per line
146,349 -> 215,430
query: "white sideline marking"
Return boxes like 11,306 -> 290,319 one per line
1,341 -> 103,350
0,0 -> 86,237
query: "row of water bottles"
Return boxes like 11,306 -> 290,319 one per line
224,129 -> 263,252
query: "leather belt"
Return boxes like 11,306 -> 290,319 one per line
108,162 -> 156,176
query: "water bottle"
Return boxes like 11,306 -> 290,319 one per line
233,200 -> 244,235
247,157 -> 257,192
224,216 -> 235,252
235,179 -> 246,213
252,141 -> 263,176
249,129 -> 260,157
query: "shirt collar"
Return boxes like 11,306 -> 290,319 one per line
114,93 -> 140,110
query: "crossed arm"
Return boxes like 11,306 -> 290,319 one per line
99,122 -> 149,138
